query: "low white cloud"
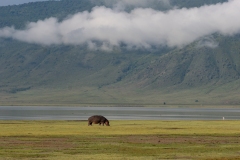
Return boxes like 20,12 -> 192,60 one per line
196,36 -> 219,48
1,0 -> 240,50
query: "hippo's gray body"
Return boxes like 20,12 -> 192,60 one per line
88,115 -> 110,126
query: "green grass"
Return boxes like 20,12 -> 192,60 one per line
0,120 -> 240,159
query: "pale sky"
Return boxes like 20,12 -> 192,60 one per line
0,0 -> 52,6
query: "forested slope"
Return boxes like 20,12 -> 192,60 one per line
0,0 -> 239,105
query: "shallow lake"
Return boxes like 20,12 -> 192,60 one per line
0,106 -> 239,120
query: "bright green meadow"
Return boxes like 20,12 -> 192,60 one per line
0,120 -> 240,160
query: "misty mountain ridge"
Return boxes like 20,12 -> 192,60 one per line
0,0 -> 239,105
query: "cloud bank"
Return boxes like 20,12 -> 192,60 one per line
1,0 -> 240,50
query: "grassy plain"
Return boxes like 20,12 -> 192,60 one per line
0,120 -> 240,160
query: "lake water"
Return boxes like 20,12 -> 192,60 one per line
0,106 -> 239,120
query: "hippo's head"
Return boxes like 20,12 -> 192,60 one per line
105,120 -> 110,126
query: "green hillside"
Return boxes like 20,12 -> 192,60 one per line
0,0 -> 239,105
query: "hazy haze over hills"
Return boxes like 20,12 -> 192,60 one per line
0,0 -> 239,105
0,0 -> 51,6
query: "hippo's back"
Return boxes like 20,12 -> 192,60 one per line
88,115 -> 105,122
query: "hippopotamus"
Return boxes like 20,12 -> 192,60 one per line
88,115 -> 110,126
